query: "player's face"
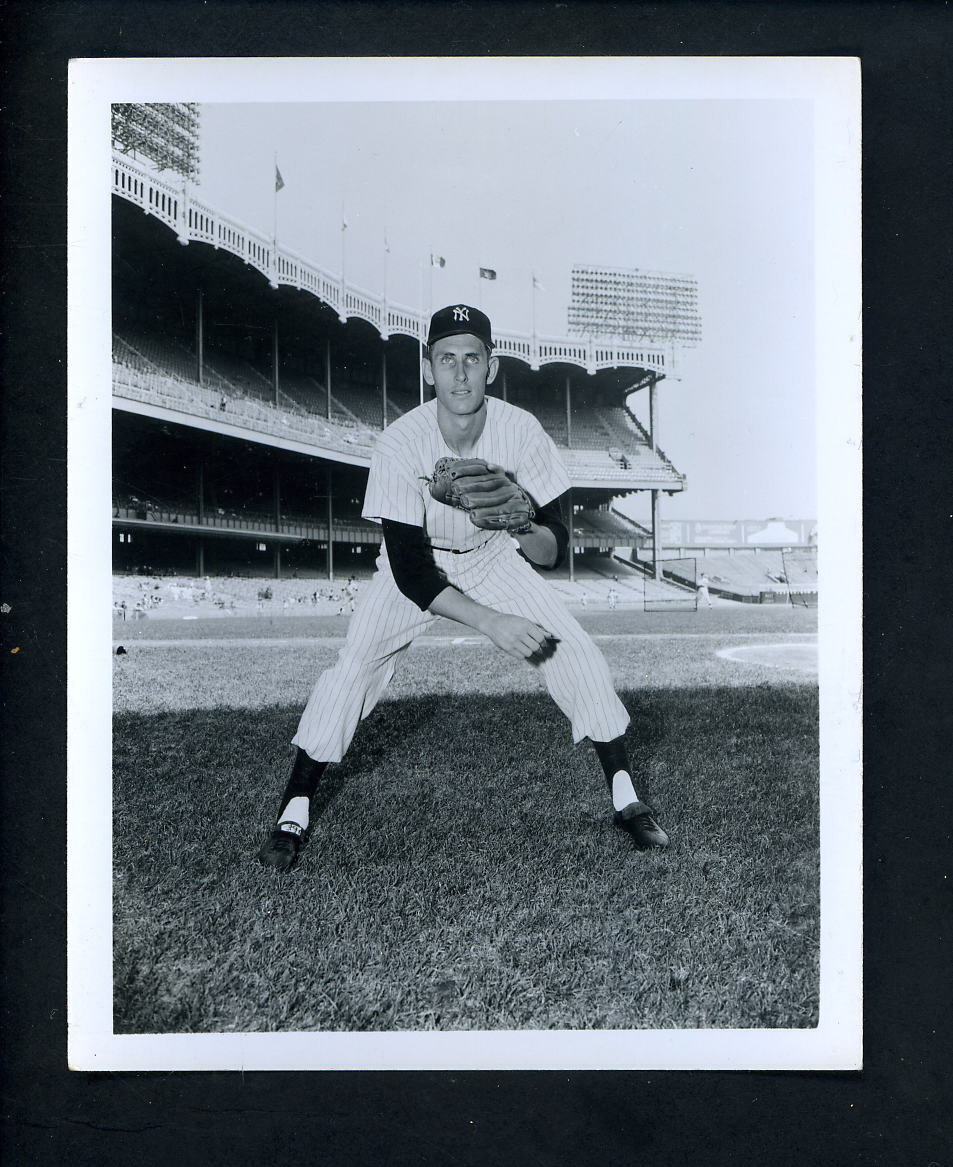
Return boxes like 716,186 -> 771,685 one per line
424,334 -> 499,416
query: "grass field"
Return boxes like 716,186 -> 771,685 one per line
112,604 -> 819,1033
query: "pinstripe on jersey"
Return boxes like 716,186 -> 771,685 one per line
363,396 -> 570,553
292,536 -> 629,761
292,397 -> 629,763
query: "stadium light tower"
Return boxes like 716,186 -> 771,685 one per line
568,263 -> 701,582
567,264 -> 701,346
111,103 -> 202,183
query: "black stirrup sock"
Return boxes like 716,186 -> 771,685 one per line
276,748 -> 328,818
592,736 -> 630,790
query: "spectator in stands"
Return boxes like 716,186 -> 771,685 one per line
219,395 -> 228,411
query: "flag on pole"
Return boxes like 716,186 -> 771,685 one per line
431,253 -> 446,268
532,274 -> 544,291
479,267 -> 497,280
341,217 -> 349,231
272,158 -> 283,255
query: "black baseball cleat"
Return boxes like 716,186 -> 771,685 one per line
613,801 -> 670,850
257,824 -> 303,872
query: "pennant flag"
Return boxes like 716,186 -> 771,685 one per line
384,234 -> 390,254
479,267 -> 497,281
532,275 -> 544,291
341,217 -> 349,231
431,253 -> 446,268
275,166 -> 285,192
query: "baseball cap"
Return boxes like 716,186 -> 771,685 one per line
426,304 -> 494,349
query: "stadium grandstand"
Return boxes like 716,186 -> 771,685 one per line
628,519 -> 818,606
111,107 -> 699,600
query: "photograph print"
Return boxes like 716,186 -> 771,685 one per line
68,57 -> 861,1071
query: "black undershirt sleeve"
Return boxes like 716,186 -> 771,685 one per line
531,490 -> 570,570
383,489 -> 569,608
381,518 -> 453,611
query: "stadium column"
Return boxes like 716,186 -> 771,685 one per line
651,489 -> 661,579
327,464 -> 334,581
325,340 -> 332,420
500,366 -> 507,402
273,318 -> 280,407
273,462 -> 281,579
565,375 -> 573,447
381,343 -> 388,428
648,374 -> 662,577
196,461 -> 205,577
568,487 -> 575,582
195,288 -> 204,385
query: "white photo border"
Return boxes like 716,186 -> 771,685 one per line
67,56 -> 861,1072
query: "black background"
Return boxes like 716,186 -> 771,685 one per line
2,3 -> 949,1164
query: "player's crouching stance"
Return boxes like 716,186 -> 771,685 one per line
258,305 -> 669,872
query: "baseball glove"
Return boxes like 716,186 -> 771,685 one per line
425,457 -> 535,533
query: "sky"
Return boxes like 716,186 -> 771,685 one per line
196,99 -> 815,521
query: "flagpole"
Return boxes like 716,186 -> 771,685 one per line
270,154 -> 282,289
531,273 -> 544,369
531,271 -> 537,341
341,198 -> 347,281
383,228 -> 389,308
273,152 -> 279,244
338,200 -> 349,323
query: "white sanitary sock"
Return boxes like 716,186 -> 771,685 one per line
278,795 -> 309,832
611,770 -> 641,812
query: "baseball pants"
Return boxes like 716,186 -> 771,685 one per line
292,537 -> 631,762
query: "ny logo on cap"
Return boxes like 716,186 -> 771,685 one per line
452,306 -> 470,322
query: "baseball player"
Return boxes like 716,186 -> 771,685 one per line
258,304 -> 669,871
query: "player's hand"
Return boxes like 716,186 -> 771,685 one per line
485,613 -> 555,661
454,462 -> 512,500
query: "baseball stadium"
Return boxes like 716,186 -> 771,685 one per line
110,104 -> 819,1034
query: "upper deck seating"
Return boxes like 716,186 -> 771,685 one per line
113,328 -> 378,456
113,325 -> 685,486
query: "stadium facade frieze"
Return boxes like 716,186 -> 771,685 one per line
113,154 -> 671,377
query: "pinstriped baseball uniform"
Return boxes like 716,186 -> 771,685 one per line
292,395 -> 631,762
